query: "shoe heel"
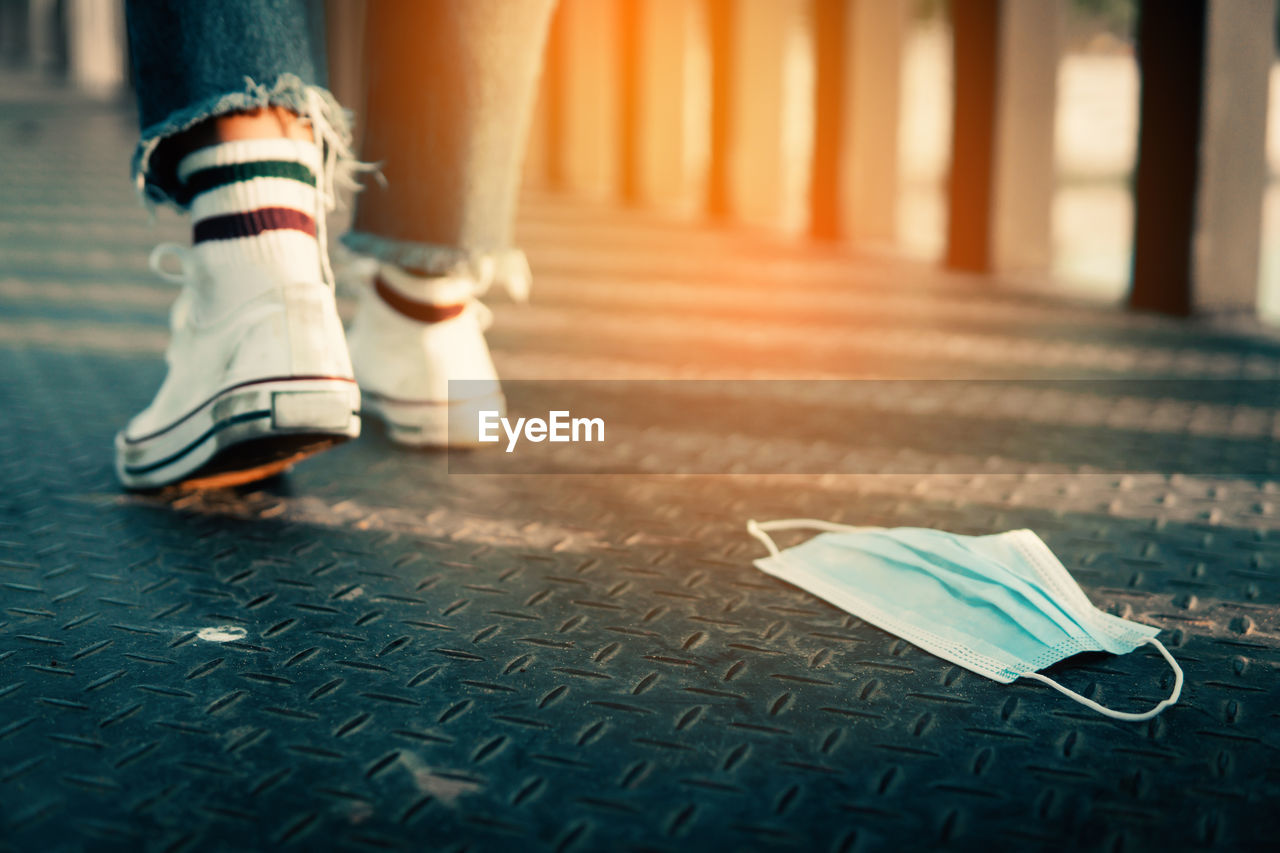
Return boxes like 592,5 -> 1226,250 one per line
283,286 -> 356,378
368,388 -> 505,448
445,390 -> 506,446
271,389 -> 357,431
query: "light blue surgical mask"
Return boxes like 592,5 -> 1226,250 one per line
746,519 -> 1182,721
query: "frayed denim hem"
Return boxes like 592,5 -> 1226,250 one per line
132,73 -> 356,211
341,231 -> 532,301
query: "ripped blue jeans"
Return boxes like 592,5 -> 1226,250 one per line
125,0 -> 551,290
126,0 -> 333,209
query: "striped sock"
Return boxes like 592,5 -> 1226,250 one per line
375,264 -> 473,323
177,138 -> 324,285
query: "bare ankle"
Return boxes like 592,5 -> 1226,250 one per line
170,106 -> 314,162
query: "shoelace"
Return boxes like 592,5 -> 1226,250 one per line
467,250 -> 531,331
149,242 -> 198,333
471,295 -> 495,332
147,242 -> 278,337
478,249 -> 532,304
301,86 -> 378,292
149,242 -> 197,286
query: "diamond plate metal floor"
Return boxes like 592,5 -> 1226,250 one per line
3,83 -> 1280,852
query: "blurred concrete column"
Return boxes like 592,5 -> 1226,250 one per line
27,0 -> 61,78
1192,0 -> 1274,313
990,0 -> 1061,273
708,0 -> 813,231
0,0 -> 31,69
946,0 -> 1062,273
620,0 -> 709,213
810,0 -> 908,244
65,0 -> 126,95
706,0 -> 734,217
552,0 -> 623,198
1194,0 -> 1273,312
1131,0 -> 1274,315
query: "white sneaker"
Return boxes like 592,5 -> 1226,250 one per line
346,263 -> 504,447
115,244 -> 361,490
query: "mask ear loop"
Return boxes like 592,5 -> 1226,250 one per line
747,520 -> 1184,722
1021,637 -> 1183,721
746,518 -> 877,559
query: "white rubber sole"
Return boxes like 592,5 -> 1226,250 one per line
362,388 -> 505,448
116,377 -> 361,490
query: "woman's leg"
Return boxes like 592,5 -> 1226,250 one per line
347,0 -> 558,270
117,0 -> 361,490
339,0 -> 557,449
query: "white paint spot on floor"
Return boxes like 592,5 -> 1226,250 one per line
345,802 -> 374,824
197,625 -> 247,643
399,752 -> 480,806
336,586 -> 364,601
